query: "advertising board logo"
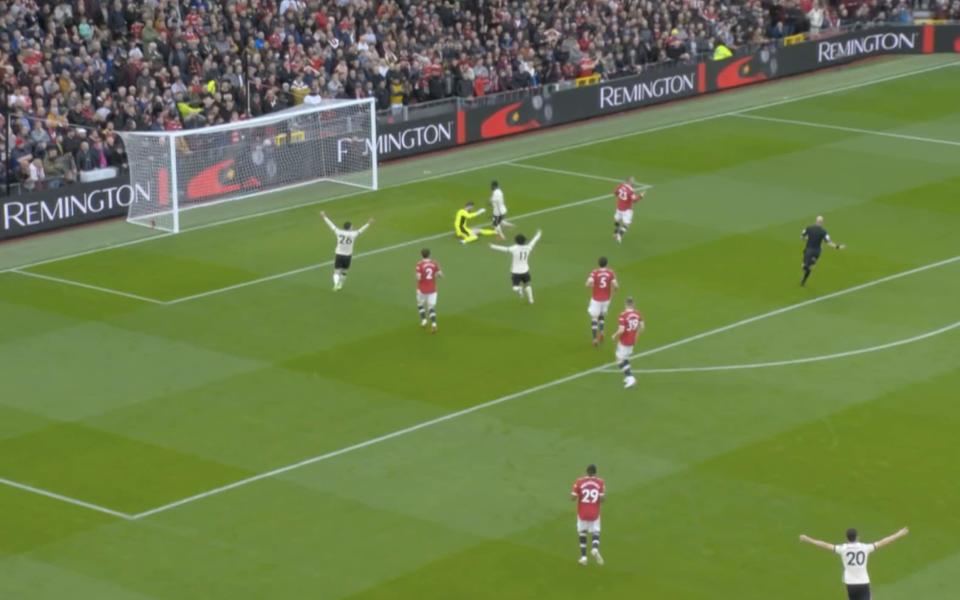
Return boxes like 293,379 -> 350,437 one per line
185,159 -> 261,201
817,32 -> 917,62
336,120 -> 456,162
716,55 -> 770,90
480,101 -> 542,139
598,73 -> 696,108
3,183 -> 151,231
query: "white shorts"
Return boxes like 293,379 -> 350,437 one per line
416,291 -> 437,308
615,209 -> 633,226
577,518 -> 601,535
615,343 -> 633,362
588,299 -> 610,319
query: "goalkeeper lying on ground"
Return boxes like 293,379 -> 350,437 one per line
455,201 -> 497,244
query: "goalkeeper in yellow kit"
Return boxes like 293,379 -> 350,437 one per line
454,201 -> 497,244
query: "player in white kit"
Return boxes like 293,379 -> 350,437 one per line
799,527 -> 909,600
490,229 -> 542,304
320,211 -> 374,291
489,180 -> 513,239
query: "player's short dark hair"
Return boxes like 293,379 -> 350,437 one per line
421,248 -> 430,258
343,221 -> 352,230
491,180 -> 499,189
625,296 -> 634,306
598,257 -> 608,267
586,464 -> 597,476
465,201 -> 474,208
515,233 -> 526,244
846,528 -> 858,542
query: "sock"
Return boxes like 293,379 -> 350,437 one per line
479,228 -> 497,237
801,266 -> 811,285
525,286 -> 534,303
333,272 -> 341,286
339,273 -> 347,288
494,224 -> 504,237
513,285 -> 522,296
619,360 -> 632,378
598,315 -> 605,333
592,534 -> 600,551
429,307 -> 437,325
591,319 -> 598,339
418,304 -> 426,321
614,222 -> 621,235
579,534 -> 588,558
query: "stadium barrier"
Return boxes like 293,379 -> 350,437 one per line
4,24 -> 959,240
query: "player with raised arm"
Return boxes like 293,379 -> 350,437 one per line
613,176 -> 644,244
801,215 -> 845,286
586,257 -> 619,346
799,527 -> 909,600
454,201 -> 497,244
611,297 -> 644,389
571,464 -> 605,566
489,229 -> 542,304
489,180 -> 513,240
320,211 -> 373,291
415,248 -> 442,332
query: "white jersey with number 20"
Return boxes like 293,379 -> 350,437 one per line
834,542 -> 876,584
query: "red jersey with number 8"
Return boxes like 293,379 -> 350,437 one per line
615,183 -> 637,211
416,259 -> 441,293
572,476 -> 605,521
590,267 -> 617,302
618,308 -> 644,346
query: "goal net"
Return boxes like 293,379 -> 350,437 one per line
118,98 -> 377,233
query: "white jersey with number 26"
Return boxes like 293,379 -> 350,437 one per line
834,542 -> 876,584
324,216 -> 369,256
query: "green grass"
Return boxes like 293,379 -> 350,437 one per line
1,55 -> 959,599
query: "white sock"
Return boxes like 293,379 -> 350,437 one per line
333,272 -> 340,286
525,286 -> 534,303
513,286 -> 522,296
495,225 -> 504,237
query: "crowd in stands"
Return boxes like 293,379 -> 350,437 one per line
0,0 -> 927,192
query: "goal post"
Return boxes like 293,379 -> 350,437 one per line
118,97 -> 378,233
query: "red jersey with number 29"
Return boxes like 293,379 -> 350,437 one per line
615,183 -> 637,211
589,267 -> 617,302
572,476 -> 605,521
618,308 -> 644,346
416,259 -> 441,293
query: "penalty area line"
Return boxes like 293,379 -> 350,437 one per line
596,320 -> 960,374
9,269 -> 166,304
0,476 -> 135,520
130,253 -> 960,519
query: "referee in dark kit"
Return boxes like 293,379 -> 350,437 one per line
801,215 -> 845,286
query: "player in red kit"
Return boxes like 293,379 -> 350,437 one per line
415,248 -> 442,332
586,256 -> 619,346
611,297 -> 645,389
571,464 -> 606,566
613,176 -> 644,243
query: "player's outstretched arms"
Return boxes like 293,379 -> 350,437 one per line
585,277 -> 594,287
489,244 -> 509,252
530,229 -> 543,246
611,325 -> 625,342
468,207 -> 487,218
320,212 -> 337,231
874,527 -> 909,549
357,218 -> 375,234
798,534 -> 835,551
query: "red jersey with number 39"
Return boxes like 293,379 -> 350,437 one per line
589,267 -> 617,302
416,259 -> 441,293
618,308 -> 644,346
615,183 -> 637,211
572,476 -> 605,521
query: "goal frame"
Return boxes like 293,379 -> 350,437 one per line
119,97 -> 378,233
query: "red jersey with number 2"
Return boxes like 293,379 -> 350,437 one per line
590,267 -> 617,302
416,259 -> 441,293
572,476 -> 605,521
618,308 -> 644,346
615,183 -> 637,211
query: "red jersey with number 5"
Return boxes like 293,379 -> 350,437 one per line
589,267 -> 617,302
416,259 -> 441,293
615,183 -> 637,211
618,308 -> 644,346
572,476 -> 605,521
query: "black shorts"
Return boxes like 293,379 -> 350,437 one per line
334,254 -> 352,270
846,584 -> 871,600
492,214 -> 504,226
511,272 -> 531,286
803,248 -> 821,268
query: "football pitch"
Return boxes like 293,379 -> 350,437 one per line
2,55 -> 959,599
